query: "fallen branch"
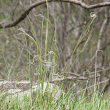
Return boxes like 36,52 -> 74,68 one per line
0,0 -> 110,28
50,75 -> 100,83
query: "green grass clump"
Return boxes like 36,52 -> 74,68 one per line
0,87 -> 110,110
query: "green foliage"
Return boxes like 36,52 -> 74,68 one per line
0,87 -> 110,110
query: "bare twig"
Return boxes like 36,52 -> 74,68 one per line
50,75 -> 100,83
73,79 -> 109,95
97,18 -> 108,50
0,0 -> 110,28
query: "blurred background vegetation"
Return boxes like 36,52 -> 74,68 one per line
0,0 -> 110,94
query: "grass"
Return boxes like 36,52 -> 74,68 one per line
0,85 -> 110,110
0,10 -> 110,110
